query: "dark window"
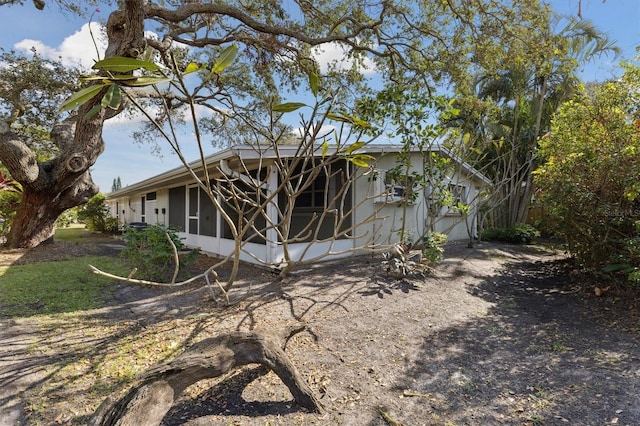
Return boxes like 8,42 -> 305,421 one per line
199,188 -> 216,237
221,180 -> 266,243
168,186 -> 186,231
278,159 -> 352,241
146,192 -> 157,201
189,218 -> 198,235
295,174 -> 328,208
189,186 -> 198,217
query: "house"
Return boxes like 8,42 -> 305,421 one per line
105,143 -> 491,266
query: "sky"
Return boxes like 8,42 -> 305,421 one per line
0,0 -> 638,193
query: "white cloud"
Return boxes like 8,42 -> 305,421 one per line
312,42 -> 378,75
294,124 -> 337,140
14,22 -> 106,70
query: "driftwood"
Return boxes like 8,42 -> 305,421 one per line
89,327 -> 322,426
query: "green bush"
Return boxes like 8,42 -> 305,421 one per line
120,224 -> 199,281
77,193 -> 110,232
482,224 -> 540,244
534,61 -> 640,286
0,190 -> 21,236
422,232 -> 447,263
104,217 -> 121,234
57,209 -> 77,228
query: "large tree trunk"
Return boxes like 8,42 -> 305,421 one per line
89,330 -> 323,426
6,172 -> 98,247
7,191 -> 72,248
0,0 -> 145,248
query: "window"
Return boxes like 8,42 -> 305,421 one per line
146,191 -> 157,201
295,174 -> 332,209
443,183 -> 469,215
373,169 -> 415,204
448,184 -> 467,205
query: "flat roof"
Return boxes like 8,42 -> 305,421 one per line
105,143 -> 491,199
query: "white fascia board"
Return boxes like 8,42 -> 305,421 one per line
106,142 -> 491,200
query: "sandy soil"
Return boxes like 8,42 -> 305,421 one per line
1,238 -> 639,426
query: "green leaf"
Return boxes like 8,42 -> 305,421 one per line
272,102 -> 307,113
211,44 -> 238,74
309,72 -> 319,97
93,57 -> 162,73
327,112 -> 351,123
80,74 -> 144,84
321,141 -> 329,157
348,153 -> 375,168
84,104 -> 103,120
120,76 -> 172,87
101,75 -> 142,82
346,141 -> 366,155
79,74 -> 110,83
327,112 -> 372,128
350,116 -> 372,128
59,83 -> 109,112
184,62 -> 202,74
101,84 -> 121,110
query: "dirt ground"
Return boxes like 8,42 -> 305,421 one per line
1,236 -> 639,426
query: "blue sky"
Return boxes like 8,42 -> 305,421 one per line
0,0 -> 638,193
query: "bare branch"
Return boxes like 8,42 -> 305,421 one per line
88,264 -> 227,303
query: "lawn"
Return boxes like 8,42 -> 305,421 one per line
0,226 -> 130,317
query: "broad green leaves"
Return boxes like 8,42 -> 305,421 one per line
347,153 -> 374,168
92,57 -> 163,73
59,84 -> 110,114
211,44 -> 238,74
271,72 -> 374,168
309,72 -> 319,97
59,45 -> 239,118
59,56 -> 168,117
182,45 -> 238,77
184,62 -> 202,75
272,102 -> 308,113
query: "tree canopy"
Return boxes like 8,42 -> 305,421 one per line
0,0 -> 564,249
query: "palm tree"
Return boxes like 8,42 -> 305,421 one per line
448,15 -> 620,228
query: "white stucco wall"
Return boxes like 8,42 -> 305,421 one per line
105,149 -> 489,265
351,152 -> 483,250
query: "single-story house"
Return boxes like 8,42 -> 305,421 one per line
105,143 -> 491,266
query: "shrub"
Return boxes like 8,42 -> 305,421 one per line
120,224 -> 199,281
77,193 -> 110,232
0,190 -> 21,236
422,232 -> 447,263
534,61 -> 640,286
57,209 -> 77,228
104,217 -> 121,234
482,224 -> 540,244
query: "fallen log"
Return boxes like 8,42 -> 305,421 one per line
89,329 -> 322,426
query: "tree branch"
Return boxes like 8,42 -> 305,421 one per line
145,2 -> 387,49
88,263 -> 228,303
89,329 -> 322,426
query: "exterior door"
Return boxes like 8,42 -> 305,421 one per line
140,196 -> 146,223
188,185 -> 199,235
